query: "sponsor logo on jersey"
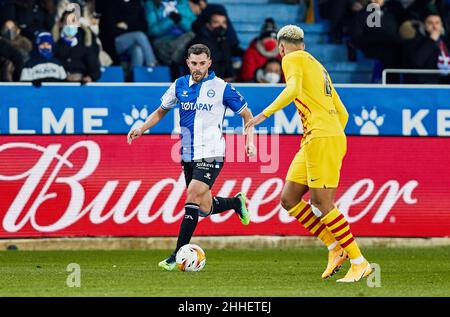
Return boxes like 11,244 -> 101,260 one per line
181,102 -> 214,111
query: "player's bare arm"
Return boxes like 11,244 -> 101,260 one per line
127,107 -> 170,144
239,107 -> 256,157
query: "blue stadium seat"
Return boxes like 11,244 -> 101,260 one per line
98,66 -> 125,82
132,66 -> 171,82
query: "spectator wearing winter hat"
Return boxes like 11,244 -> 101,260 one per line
240,18 -> 281,82
20,31 -> 67,83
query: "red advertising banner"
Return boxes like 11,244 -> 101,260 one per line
0,135 -> 449,238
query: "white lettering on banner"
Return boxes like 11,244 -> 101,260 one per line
0,141 -> 419,233
43,108 -> 74,134
83,108 -> 108,133
402,109 -> 429,135
437,110 -> 450,136
9,108 -> 36,134
247,178 -> 284,223
274,110 -> 303,134
336,179 -> 418,223
0,141 -> 100,232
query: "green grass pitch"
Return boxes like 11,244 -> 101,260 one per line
1,246 -> 449,297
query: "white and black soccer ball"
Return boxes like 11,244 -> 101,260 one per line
176,244 -> 206,272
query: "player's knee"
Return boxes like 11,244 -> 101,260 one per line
280,195 -> 300,211
186,190 -> 201,205
310,198 -> 333,215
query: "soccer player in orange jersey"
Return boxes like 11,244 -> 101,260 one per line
245,25 -> 372,282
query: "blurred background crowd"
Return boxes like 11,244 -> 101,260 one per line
0,0 -> 449,84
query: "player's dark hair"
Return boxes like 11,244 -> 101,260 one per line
188,44 -> 211,59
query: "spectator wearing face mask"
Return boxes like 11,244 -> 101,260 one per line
1,20 -> 32,62
189,0 -> 243,58
53,10 -> 101,83
55,0 -> 112,67
255,57 -> 283,84
240,18 -> 280,82
188,11 -> 234,81
20,31 -> 66,83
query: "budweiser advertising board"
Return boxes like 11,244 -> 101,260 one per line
0,135 -> 449,237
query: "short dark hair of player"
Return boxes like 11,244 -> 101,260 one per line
188,44 -> 211,59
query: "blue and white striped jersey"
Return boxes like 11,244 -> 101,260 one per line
160,71 -> 248,161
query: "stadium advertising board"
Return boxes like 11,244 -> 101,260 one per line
1,135 -> 449,238
0,85 -> 449,136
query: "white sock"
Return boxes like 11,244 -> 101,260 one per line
350,256 -> 365,265
327,241 -> 338,251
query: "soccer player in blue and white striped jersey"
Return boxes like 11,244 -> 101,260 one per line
127,44 -> 255,270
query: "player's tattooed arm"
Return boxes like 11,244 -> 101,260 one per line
127,107 -> 170,144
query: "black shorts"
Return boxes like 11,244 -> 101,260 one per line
181,157 -> 224,189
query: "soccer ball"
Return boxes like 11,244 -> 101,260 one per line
176,244 -> 206,272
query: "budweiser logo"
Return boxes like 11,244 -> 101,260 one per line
0,141 -> 419,234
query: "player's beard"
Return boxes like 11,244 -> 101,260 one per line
191,70 -> 207,83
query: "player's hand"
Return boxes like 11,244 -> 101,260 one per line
246,143 -> 256,157
244,113 -> 267,134
127,128 -> 142,144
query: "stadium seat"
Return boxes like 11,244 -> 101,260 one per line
132,66 -> 171,82
98,66 -> 125,82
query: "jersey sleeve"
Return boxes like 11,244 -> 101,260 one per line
160,81 -> 178,110
223,83 -> 248,114
262,55 -> 303,117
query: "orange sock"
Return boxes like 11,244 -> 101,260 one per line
321,208 -> 363,261
288,200 -> 337,248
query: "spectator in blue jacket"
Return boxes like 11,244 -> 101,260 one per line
20,31 -> 67,83
145,0 -> 196,66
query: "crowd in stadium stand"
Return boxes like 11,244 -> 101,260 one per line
320,0 -> 450,83
0,0 -> 449,84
